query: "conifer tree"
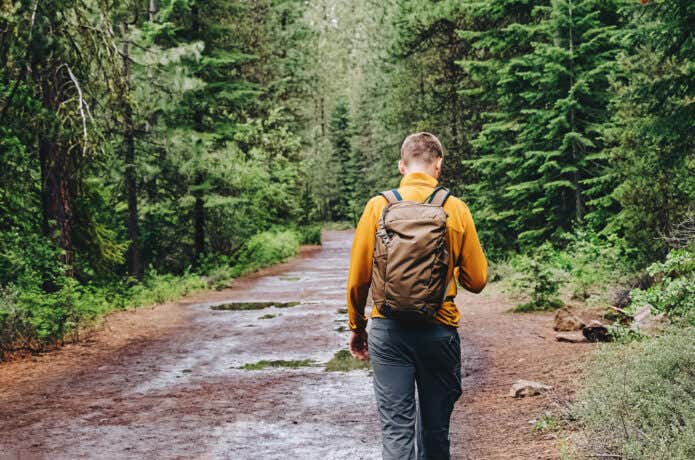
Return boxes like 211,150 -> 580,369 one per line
466,0 -> 624,248
595,0 -> 694,259
328,101 -> 355,220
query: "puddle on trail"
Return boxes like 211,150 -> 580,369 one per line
203,369 -> 379,460
0,232 -> 383,459
210,301 -> 300,311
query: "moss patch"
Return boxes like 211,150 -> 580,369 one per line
240,359 -> 315,370
280,276 -> 301,282
335,325 -> 347,332
210,301 -> 300,311
336,308 -> 348,314
258,313 -> 277,320
325,349 -> 370,372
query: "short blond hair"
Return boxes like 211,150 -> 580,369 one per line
400,132 -> 444,165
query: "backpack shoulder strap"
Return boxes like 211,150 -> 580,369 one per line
380,189 -> 403,204
427,186 -> 451,207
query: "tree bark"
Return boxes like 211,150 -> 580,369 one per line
37,62 -> 75,279
149,0 -> 158,22
39,140 -> 74,273
191,3 -> 206,265
121,22 -> 142,279
193,172 -> 206,264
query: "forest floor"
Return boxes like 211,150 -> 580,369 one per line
0,231 -> 595,459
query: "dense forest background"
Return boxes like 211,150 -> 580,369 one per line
0,0 -> 693,456
1,0 -> 692,346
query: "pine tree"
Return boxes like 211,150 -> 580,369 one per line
596,0 -> 694,259
328,101 -> 356,220
466,0 -> 624,249
456,0 -> 541,253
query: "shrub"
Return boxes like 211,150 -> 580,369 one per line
513,243 -> 564,311
556,230 -> 627,301
234,229 -> 299,274
0,228 -> 302,359
124,270 -> 206,308
203,265 -> 236,290
628,248 -> 694,325
498,230 -> 632,309
297,224 -> 322,245
574,328 -> 695,459
1,278 -> 112,354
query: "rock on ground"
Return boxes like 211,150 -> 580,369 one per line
509,380 -> 553,398
555,331 -> 588,343
553,308 -> 585,331
630,304 -> 668,336
582,320 -> 611,342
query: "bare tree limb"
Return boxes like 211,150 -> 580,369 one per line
658,212 -> 695,249
62,64 -> 91,155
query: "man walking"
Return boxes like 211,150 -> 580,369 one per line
346,132 -> 488,459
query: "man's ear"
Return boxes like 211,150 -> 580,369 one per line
398,160 -> 406,175
435,157 -> 443,178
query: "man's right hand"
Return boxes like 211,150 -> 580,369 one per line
349,330 -> 369,361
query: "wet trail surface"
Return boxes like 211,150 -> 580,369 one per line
0,231 -> 593,459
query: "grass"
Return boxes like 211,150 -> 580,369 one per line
240,359 -> 315,370
336,308 -> 347,314
533,414 -> 560,433
335,325 -> 347,332
573,327 -> 695,459
325,349 -> 370,372
210,301 -> 300,311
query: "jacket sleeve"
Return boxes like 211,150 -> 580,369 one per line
346,197 -> 381,331
456,204 -> 488,293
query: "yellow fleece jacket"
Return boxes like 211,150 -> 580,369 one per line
346,172 -> 488,331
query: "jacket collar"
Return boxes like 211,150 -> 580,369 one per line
400,172 -> 438,188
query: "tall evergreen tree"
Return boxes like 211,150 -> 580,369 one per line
466,0 -> 624,249
328,101 -> 356,220
594,0 -> 694,260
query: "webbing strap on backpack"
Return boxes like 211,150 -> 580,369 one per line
426,186 -> 451,207
380,189 -> 402,204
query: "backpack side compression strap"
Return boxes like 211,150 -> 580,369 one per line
427,186 -> 451,207
380,189 -> 402,204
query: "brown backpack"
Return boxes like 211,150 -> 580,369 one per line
371,186 -> 451,321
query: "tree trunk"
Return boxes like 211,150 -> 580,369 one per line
37,68 -> 74,278
121,22 -> 142,279
39,139 -> 74,275
191,3 -> 205,265
193,172 -> 206,264
149,0 -> 158,22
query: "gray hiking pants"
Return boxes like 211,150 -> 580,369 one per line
368,318 -> 462,460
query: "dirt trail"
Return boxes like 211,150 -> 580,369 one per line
0,231 -> 593,459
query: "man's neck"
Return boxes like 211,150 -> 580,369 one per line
403,169 -> 437,179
